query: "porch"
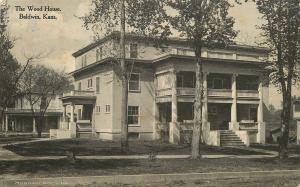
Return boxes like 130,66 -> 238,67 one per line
50,90 -> 96,139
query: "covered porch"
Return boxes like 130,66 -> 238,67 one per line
50,90 -> 96,139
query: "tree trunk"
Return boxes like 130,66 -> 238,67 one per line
191,48 -> 203,159
120,0 -> 128,149
279,79 -> 292,159
35,116 -> 44,138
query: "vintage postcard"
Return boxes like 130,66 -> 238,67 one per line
0,0 -> 299,186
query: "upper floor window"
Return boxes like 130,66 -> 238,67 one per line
96,47 -> 102,61
78,82 -> 82,91
88,78 -> 93,88
177,71 -> 195,88
237,75 -> 259,90
208,74 -> 231,89
129,73 -> 140,92
81,55 -> 87,67
96,106 -> 101,113
128,106 -> 139,125
96,77 -> 100,93
130,43 -> 138,58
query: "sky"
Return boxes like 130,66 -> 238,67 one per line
3,0 -> 299,108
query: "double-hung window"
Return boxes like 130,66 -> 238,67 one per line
130,43 -> 138,58
129,73 -> 140,92
128,106 -> 139,125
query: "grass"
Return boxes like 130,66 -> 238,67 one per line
3,139 -> 269,156
0,157 -> 299,179
251,143 -> 300,154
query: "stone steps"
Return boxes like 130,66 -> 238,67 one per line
220,130 -> 245,147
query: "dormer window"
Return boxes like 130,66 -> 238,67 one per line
130,43 -> 138,58
96,47 -> 102,61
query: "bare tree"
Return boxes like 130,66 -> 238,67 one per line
20,65 -> 70,137
81,0 -> 170,149
166,0 -> 238,159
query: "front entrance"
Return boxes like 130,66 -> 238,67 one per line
158,103 -> 171,142
208,103 -> 231,130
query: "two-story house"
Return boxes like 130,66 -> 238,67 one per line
56,32 -> 270,146
2,94 -> 62,134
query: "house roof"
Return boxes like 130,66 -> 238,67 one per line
72,31 -> 270,58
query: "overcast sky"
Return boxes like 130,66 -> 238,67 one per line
3,0 -> 299,108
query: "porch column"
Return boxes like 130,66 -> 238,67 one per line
257,80 -> 263,122
32,118 -> 36,133
5,115 -> 8,132
170,69 -> 179,144
153,103 -> 161,140
257,78 -> 265,144
202,72 -> 209,143
230,74 -> 238,130
63,105 -> 66,122
70,104 -> 75,130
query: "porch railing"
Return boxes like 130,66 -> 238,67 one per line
239,121 -> 258,130
208,89 -> 232,97
237,90 -> 259,98
6,108 -> 62,113
63,90 -> 95,97
156,88 -> 172,97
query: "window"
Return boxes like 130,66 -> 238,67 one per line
128,106 -> 139,125
295,104 -> 300,112
81,55 -> 87,67
212,78 -> 224,89
78,109 -> 82,120
96,77 -> 100,93
105,105 -> 111,113
96,106 -> 101,113
130,43 -> 138,58
208,107 -> 217,115
96,47 -> 102,61
129,73 -> 140,91
78,82 -> 81,91
88,78 -> 93,88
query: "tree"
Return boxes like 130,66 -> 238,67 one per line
166,0 -> 237,159
81,0 -> 170,149
252,0 -> 299,159
20,65 -> 70,137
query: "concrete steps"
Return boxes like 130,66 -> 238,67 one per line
220,130 -> 245,147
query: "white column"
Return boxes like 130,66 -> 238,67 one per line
63,105 -> 66,122
257,80 -> 263,122
170,69 -> 179,143
32,118 -> 36,133
5,115 -> 8,132
231,74 -> 237,123
202,72 -> 208,123
230,74 -> 238,130
171,70 -> 178,124
70,104 -> 74,130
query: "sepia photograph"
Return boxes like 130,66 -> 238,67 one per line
0,0 -> 299,186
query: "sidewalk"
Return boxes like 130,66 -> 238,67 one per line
2,169 -> 300,187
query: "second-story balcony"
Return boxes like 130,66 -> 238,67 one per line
5,108 -> 62,114
63,90 -> 95,97
61,90 -> 96,105
156,87 -> 259,99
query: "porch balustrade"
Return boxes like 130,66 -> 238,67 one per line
239,121 -> 258,130
63,90 -> 95,97
237,90 -> 259,98
6,108 -> 62,113
208,89 -> 232,97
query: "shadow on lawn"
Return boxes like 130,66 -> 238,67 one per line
0,159 -> 140,175
3,139 -> 271,157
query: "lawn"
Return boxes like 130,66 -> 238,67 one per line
251,143 -> 300,155
0,157 -> 299,179
3,138 -> 269,156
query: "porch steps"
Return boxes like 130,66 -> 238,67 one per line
220,130 -> 245,147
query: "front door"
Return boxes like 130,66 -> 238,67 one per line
249,107 -> 258,122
